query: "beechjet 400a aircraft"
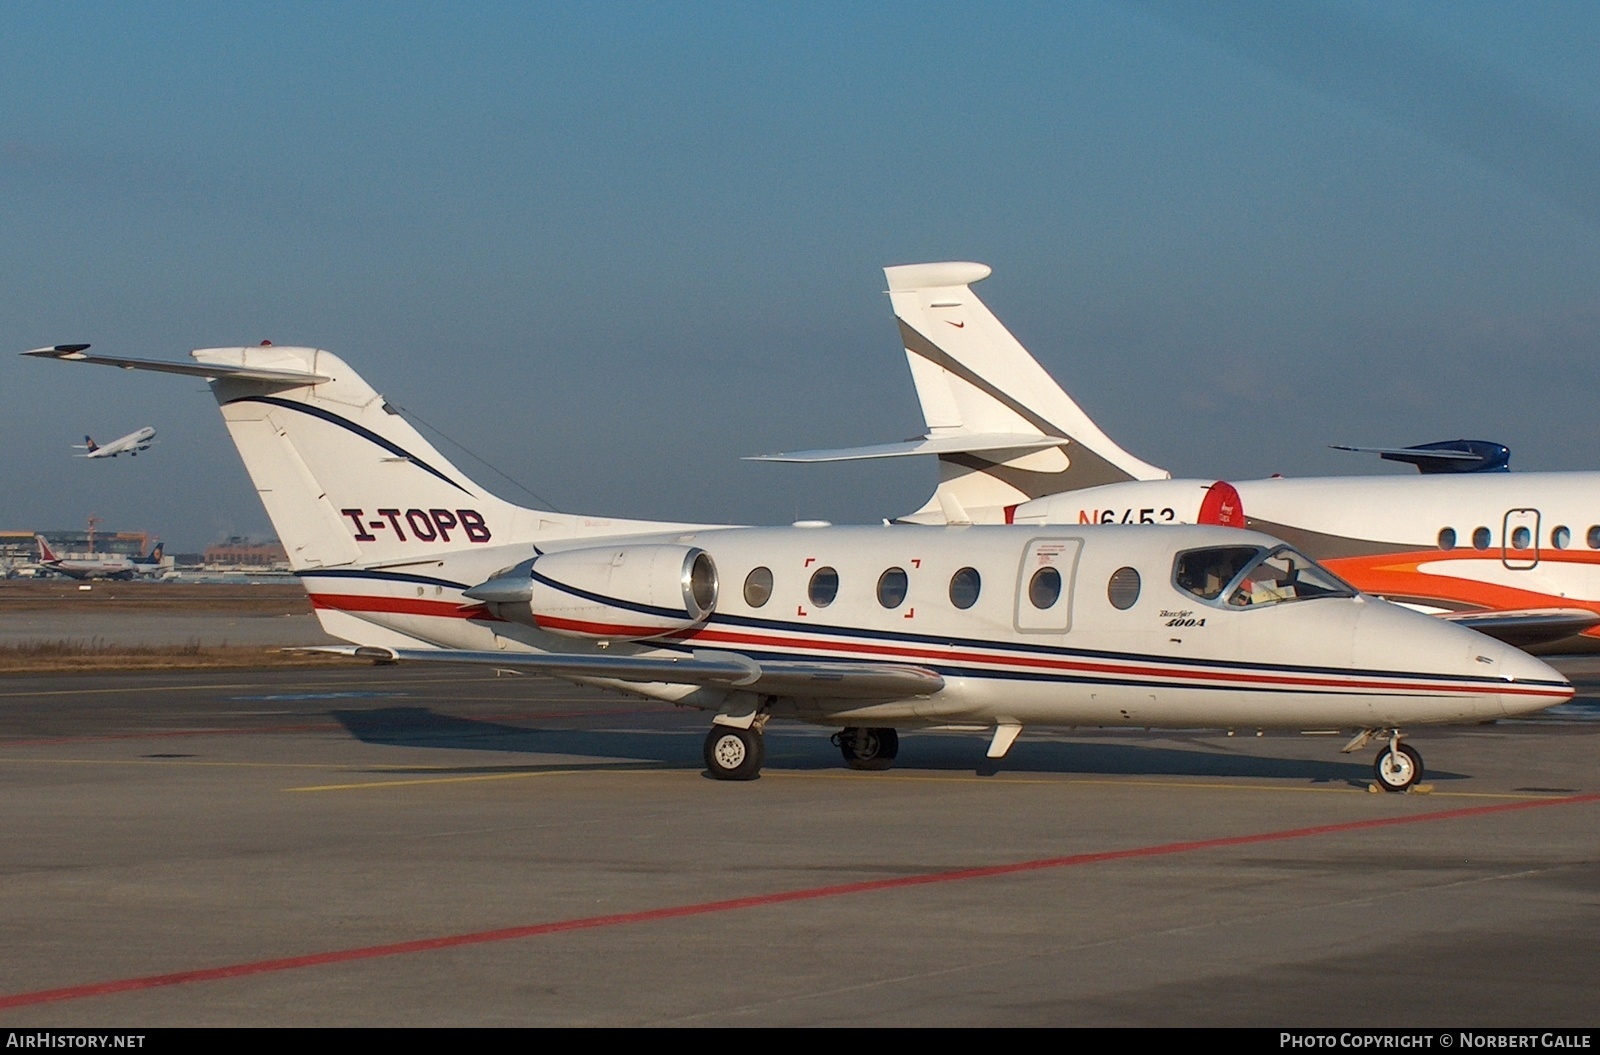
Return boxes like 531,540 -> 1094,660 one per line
754,263 -> 1600,653
24,341 -> 1570,789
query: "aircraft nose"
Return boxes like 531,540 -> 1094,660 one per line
1474,639 -> 1573,717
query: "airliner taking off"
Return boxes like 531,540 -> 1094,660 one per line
24,342 -> 1570,789
75,426 -> 155,458
754,263 -> 1600,652
35,536 -> 164,580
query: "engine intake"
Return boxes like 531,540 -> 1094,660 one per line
466,544 -> 718,641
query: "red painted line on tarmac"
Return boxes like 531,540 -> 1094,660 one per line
1,790 -> 1595,1011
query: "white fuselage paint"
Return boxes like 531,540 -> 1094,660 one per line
1012,474 -> 1600,620
301,524 -> 1567,732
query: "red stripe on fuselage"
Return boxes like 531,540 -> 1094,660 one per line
518,616 -> 1565,700
308,593 -> 499,621
307,599 -> 1569,701
668,625 -> 1566,699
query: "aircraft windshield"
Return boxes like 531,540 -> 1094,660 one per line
1174,545 -> 1356,608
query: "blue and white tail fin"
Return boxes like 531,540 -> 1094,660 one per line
751,263 -> 1167,524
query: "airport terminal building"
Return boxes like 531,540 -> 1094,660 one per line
1,529 -> 288,575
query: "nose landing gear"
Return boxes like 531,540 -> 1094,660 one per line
1345,728 -> 1424,792
1374,741 -> 1423,792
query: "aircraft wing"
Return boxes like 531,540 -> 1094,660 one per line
1439,607 -> 1600,648
747,431 -> 1069,463
315,645 -> 945,699
22,345 -> 330,384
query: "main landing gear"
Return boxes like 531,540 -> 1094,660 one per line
702,723 -> 903,780
1345,729 -> 1425,792
832,726 -> 899,771
703,724 -> 764,781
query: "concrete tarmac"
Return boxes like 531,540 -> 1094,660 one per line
0,610 -> 335,648
0,663 -> 1595,1026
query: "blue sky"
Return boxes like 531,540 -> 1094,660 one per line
4,1 -> 1600,550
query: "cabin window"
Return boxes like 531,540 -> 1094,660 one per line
743,567 -> 773,607
1510,526 -> 1532,550
949,567 -> 981,609
1028,567 -> 1062,609
1107,567 -> 1141,610
808,566 -> 839,607
1588,526 -> 1600,549
1472,527 -> 1491,550
1437,527 -> 1456,551
1552,526 -> 1571,550
1175,544 -> 1355,609
876,567 -> 908,609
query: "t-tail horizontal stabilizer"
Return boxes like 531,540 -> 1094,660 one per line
751,262 -> 1169,524
1330,439 -> 1511,474
22,345 -> 331,384
747,432 -> 1071,463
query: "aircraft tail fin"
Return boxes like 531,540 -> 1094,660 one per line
35,535 -> 58,563
181,346 -> 551,570
25,343 -> 703,575
886,262 -> 1168,523
83,436 -> 97,452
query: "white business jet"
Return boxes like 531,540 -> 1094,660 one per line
753,263 -> 1600,652
75,426 -> 156,458
23,341 -> 1570,789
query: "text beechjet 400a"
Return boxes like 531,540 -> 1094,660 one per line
24,342 -> 1571,788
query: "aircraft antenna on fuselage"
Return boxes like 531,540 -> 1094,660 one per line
383,401 -> 567,514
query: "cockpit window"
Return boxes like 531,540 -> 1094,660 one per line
1173,547 -> 1259,601
1174,545 -> 1355,609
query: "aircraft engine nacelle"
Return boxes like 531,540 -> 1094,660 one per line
465,544 -> 718,641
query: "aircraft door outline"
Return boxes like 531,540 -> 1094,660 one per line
1502,508 -> 1540,570
1014,537 -> 1083,633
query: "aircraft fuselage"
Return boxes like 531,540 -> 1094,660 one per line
301,523 -> 1565,732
